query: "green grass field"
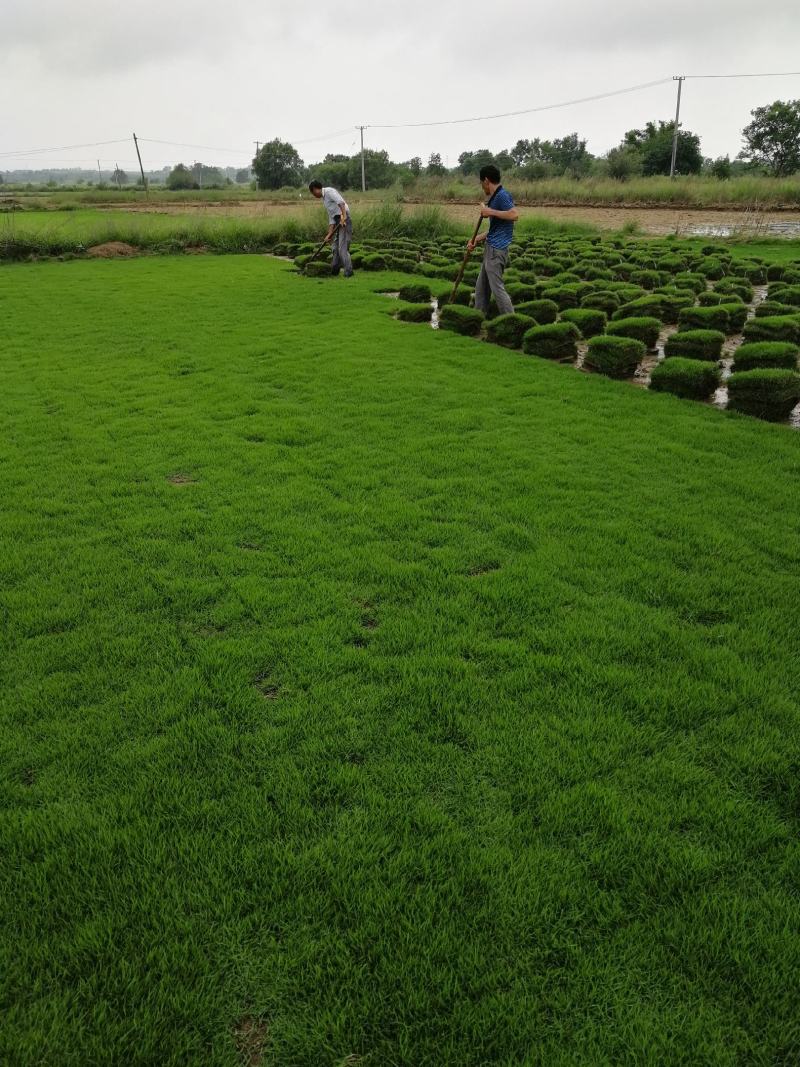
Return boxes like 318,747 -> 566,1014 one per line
2,255 -> 800,1066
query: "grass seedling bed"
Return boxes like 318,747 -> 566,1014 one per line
2,256 -> 800,1066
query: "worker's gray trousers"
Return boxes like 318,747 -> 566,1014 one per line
331,215 -> 353,275
474,243 -> 514,315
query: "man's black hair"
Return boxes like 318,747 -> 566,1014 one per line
308,179 -> 323,191
479,164 -> 501,184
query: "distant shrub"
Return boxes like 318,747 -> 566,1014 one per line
485,313 -> 537,349
732,341 -> 799,371
522,321 -> 581,360
649,357 -> 720,399
743,316 -> 800,345
765,264 -> 785,282
438,304 -> 484,336
396,302 -> 434,323
398,283 -> 432,303
584,335 -> 645,378
782,270 -> 800,286
665,329 -> 726,361
678,305 -> 731,333
727,369 -> 800,421
561,307 -> 607,338
607,316 -> 662,348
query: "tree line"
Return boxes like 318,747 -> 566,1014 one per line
249,99 -> 800,190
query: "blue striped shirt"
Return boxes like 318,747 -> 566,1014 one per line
486,186 -> 515,250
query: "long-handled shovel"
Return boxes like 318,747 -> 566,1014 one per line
449,214 -> 484,304
302,222 -> 341,273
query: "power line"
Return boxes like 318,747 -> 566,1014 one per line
684,71 -> 800,79
365,78 -> 673,129
139,137 -> 251,156
293,127 -> 354,145
0,138 -> 129,158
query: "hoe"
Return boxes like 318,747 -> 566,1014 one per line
303,222 -> 341,273
449,214 -> 483,303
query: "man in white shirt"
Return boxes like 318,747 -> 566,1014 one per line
308,180 -> 354,277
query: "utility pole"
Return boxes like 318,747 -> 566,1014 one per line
253,142 -> 260,191
97,159 -> 102,184
132,132 -> 148,196
114,163 -> 121,189
357,126 -> 366,192
670,76 -> 685,179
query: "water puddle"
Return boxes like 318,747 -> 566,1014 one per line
688,221 -> 800,239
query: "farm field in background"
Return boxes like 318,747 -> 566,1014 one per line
2,253 -> 799,1065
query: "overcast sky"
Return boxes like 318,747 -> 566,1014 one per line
3,0 -> 800,175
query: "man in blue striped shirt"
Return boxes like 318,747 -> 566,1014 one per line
468,164 -> 519,315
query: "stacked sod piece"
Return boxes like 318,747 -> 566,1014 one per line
727,370 -> 800,421
584,335 -> 646,379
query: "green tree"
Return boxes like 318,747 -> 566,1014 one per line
709,155 -> 732,180
347,148 -> 396,189
623,121 -> 703,176
313,154 -> 351,190
740,100 -> 800,176
252,139 -> 304,190
604,145 -> 643,181
235,168 -> 252,184
426,152 -> 447,176
112,168 -> 128,186
166,163 -> 197,190
458,149 -> 495,176
407,156 -> 422,177
509,139 -> 533,168
545,134 -> 592,177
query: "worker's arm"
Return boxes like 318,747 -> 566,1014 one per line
337,201 -> 348,221
479,204 -> 519,222
467,231 -> 488,252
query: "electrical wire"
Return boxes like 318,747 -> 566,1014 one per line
365,78 -> 673,129
0,138 -> 130,158
684,71 -> 800,79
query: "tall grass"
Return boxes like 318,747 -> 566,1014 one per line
407,174 -> 800,209
0,204 -> 461,260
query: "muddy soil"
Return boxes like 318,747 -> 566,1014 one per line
86,241 -> 139,258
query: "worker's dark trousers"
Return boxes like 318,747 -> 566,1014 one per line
331,215 -> 353,275
474,244 -> 514,315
